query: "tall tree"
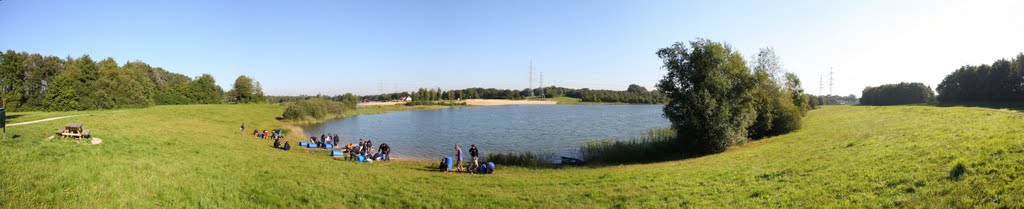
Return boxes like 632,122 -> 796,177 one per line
231,75 -> 264,103
0,50 -> 27,109
189,74 -> 223,104
626,84 -> 648,93
657,39 -> 756,154
45,67 -> 81,111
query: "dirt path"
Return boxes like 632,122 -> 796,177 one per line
8,114 -> 89,127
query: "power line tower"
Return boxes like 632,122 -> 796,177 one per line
528,61 -> 534,97
379,80 -> 384,96
539,72 -> 545,98
818,74 -> 824,96
829,67 -> 835,96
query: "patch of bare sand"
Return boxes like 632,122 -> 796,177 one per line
463,99 -> 556,106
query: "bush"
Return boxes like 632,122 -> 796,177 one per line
281,97 -> 354,120
154,92 -> 190,105
861,82 -> 935,105
748,71 -> 805,139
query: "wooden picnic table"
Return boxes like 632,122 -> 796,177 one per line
58,123 -> 89,140
65,123 -> 82,131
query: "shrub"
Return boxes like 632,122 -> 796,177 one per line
861,82 -> 935,105
281,97 -> 354,120
748,72 -> 805,139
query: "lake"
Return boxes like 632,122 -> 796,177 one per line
302,104 -> 670,160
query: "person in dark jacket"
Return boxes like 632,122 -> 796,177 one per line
380,143 -> 391,161
273,138 -> 281,149
469,144 -> 480,171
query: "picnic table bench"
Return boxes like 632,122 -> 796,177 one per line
55,122 -> 90,140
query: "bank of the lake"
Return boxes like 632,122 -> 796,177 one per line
284,105 -> 452,125
1,104 -> 1021,208
301,104 -> 670,160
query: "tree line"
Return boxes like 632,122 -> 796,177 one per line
561,85 -> 667,104
806,94 -> 858,106
657,39 -> 813,155
860,82 -> 934,105
936,53 -> 1024,103
362,85 -> 667,104
268,93 -> 358,105
0,50 -> 265,111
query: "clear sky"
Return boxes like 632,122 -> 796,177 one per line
1,0 -> 1022,96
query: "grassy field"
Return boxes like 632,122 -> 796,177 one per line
1,104 -> 1022,207
3,109 -> 98,124
545,96 -> 583,104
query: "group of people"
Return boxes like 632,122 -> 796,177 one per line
243,123 -> 292,150
241,123 -> 283,139
305,133 -> 394,162
343,139 -> 391,162
309,133 -> 341,148
445,144 -> 482,173
274,136 -> 291,150
241,123 -> 399,163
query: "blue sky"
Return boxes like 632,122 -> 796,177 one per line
1,0 -> 1022,96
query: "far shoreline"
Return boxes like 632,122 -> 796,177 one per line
357,99 -> 558,107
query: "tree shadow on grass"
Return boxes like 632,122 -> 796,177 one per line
5,114 -> 24,120
935,102 -> 1024,112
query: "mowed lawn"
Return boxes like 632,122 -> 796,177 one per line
1,104 -> 1022,208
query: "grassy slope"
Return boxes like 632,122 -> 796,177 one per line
1,105 -> 1022,208
546,96 -> 582,104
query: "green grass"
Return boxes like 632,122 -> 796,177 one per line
4,109 -> 98,124
1,104 -> 1023,207
546,96 -> 582,104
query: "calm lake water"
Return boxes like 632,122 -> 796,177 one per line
302,105 -> 670,160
